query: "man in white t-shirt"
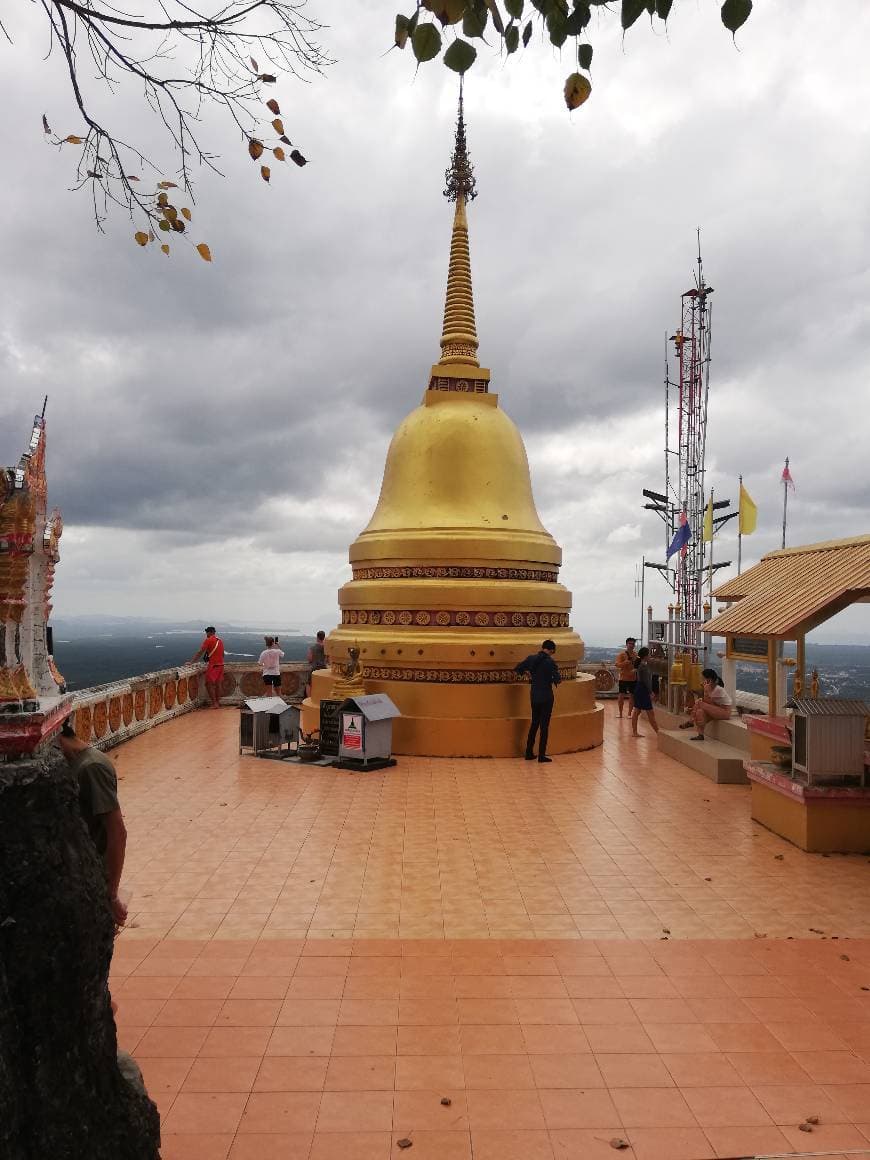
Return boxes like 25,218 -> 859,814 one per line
685,668 -> 733,740
258,635 -> 285,692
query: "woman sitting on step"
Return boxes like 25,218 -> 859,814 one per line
680,669 -> 733,741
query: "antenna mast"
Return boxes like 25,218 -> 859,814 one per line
641,239 -> 733,655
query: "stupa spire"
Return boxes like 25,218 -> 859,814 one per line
438,79 -> 480,368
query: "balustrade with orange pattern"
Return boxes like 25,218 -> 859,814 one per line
69,661 -> 308,750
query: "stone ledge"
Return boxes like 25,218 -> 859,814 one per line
658,728 -> 749,784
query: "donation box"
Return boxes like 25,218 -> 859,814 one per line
338,694 -> 401,769
240,697 -> 300,758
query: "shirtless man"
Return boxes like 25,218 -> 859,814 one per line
614,637 -> 638,718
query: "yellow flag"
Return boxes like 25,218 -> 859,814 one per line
702,494 -> 713,542
739,482 -> 757,535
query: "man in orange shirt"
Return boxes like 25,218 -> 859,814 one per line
189,626 -> 225,709
614,636 -> 638,718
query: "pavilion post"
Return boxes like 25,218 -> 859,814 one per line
767,639 -> 777,718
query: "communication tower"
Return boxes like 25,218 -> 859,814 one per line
642,240 -> 732,651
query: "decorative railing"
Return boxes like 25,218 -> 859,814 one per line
70,661 -> 308,750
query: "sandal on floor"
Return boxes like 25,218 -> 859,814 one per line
678,721 -> 695,729
690,734 -> 706,741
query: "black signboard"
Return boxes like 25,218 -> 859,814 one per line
730,636 -> 769,661
318,699 -> 342,756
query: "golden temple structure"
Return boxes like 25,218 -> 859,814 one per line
305,94 -> 603,757
0,405 -> 65,706
0,404 -> 71,755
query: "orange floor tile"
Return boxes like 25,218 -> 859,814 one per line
110,704 -> 870,1158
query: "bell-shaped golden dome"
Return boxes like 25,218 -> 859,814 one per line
354,389 -> 560,569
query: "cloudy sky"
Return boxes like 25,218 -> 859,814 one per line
2,0 -> 868,644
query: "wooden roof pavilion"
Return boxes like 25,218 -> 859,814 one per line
706,534 -> 870,641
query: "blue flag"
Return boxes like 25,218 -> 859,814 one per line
666,517 -> 691,559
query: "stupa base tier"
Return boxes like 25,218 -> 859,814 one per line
303,670 -> 603,758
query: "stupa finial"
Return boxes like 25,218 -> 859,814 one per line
443,76 -> 477,204
438,79 -> 479,368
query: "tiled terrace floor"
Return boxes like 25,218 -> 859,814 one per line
112,705 -> 870,1159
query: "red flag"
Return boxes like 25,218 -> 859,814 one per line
781,461 -> 795,491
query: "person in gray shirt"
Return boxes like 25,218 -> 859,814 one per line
58,720 -> 128,927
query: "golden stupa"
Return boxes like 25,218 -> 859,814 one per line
306,93 -> 603,757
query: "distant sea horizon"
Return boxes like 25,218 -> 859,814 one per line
53,618 -> 317,691
51,617 -> 870,701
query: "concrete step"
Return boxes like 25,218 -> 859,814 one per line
709,716 -> 750,752
658,729 -> 749,785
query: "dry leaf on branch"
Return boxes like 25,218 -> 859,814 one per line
248,139 -> 264,160
273,147 -> 285,161
260,165 -> 271,182
134,231 -> 149,246
290,149 -> 307,167
266,98 -> 280,114
196,242 -> 212,262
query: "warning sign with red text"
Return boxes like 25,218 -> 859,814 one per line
341,713 -> 363,750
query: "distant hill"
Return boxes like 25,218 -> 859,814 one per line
51,617 -> 312,691
585,643 -> 870,700
49,618 -> 870,698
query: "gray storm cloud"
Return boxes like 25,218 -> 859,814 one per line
1,0 -> 869,640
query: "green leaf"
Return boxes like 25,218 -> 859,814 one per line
443,37 -> 478,72
621,0 -> 646,29
578,42 -> 593,70
395,13 -> 410,48
505,0 -> 524,16
655,0 -> 673,17
463,3 -> 489,37
548,9 -> 568,47
411,21 -> 443,62
565,7 -> 589,34
485,0 -> 505,35
504,22 -> 519,52
423,0 -> 464,24
721,0 -> 752,34
522,18 -> 533,46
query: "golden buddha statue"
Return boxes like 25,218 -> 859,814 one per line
303,90 -> 603,757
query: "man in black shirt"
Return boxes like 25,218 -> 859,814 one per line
514,639 -> 561,763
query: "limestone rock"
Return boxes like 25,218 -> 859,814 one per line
0,749 -> 160,1159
